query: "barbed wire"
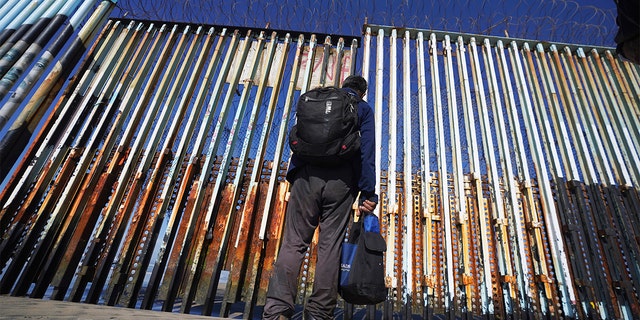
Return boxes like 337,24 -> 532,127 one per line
113,0 -> 618,47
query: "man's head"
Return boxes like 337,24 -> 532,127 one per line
342,75 -> 367,98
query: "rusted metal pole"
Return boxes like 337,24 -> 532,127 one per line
429,33 -> 455,312
458,36 -> 493,315
443,35 -> 473,315
386,29 -> 400,308
415,32 -> 434,315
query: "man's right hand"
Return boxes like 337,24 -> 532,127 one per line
358,199 -> 377,215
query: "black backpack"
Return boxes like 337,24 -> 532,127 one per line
288,86 -> 360,166
339,212 -> 387,305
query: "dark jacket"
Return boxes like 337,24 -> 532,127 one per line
287,87 -> 379,205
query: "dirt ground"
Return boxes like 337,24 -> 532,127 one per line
0,295 -> 227,319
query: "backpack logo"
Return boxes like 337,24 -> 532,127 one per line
325,101 -> 332,114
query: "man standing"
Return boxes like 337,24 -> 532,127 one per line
262,75 -> 378,320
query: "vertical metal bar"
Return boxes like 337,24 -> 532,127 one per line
318,35 -> 331,87
374,29 -> 384,218
443,35 -> 472,314
349,38 -> 357,78
430,32 -> 455,312
401,29 -> 414,304
331,37 -> 344,86
386,29 -> 400,304
361,27 -> 371,98
415,33 -> 433,307
459,36 -> 493,315
299,34 -> 316,94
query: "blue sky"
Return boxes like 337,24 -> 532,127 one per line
112,0 -> 619,47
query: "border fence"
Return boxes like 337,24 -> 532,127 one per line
1,2 -> 639,319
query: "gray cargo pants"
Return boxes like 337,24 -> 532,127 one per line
262,164 -> 356,320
